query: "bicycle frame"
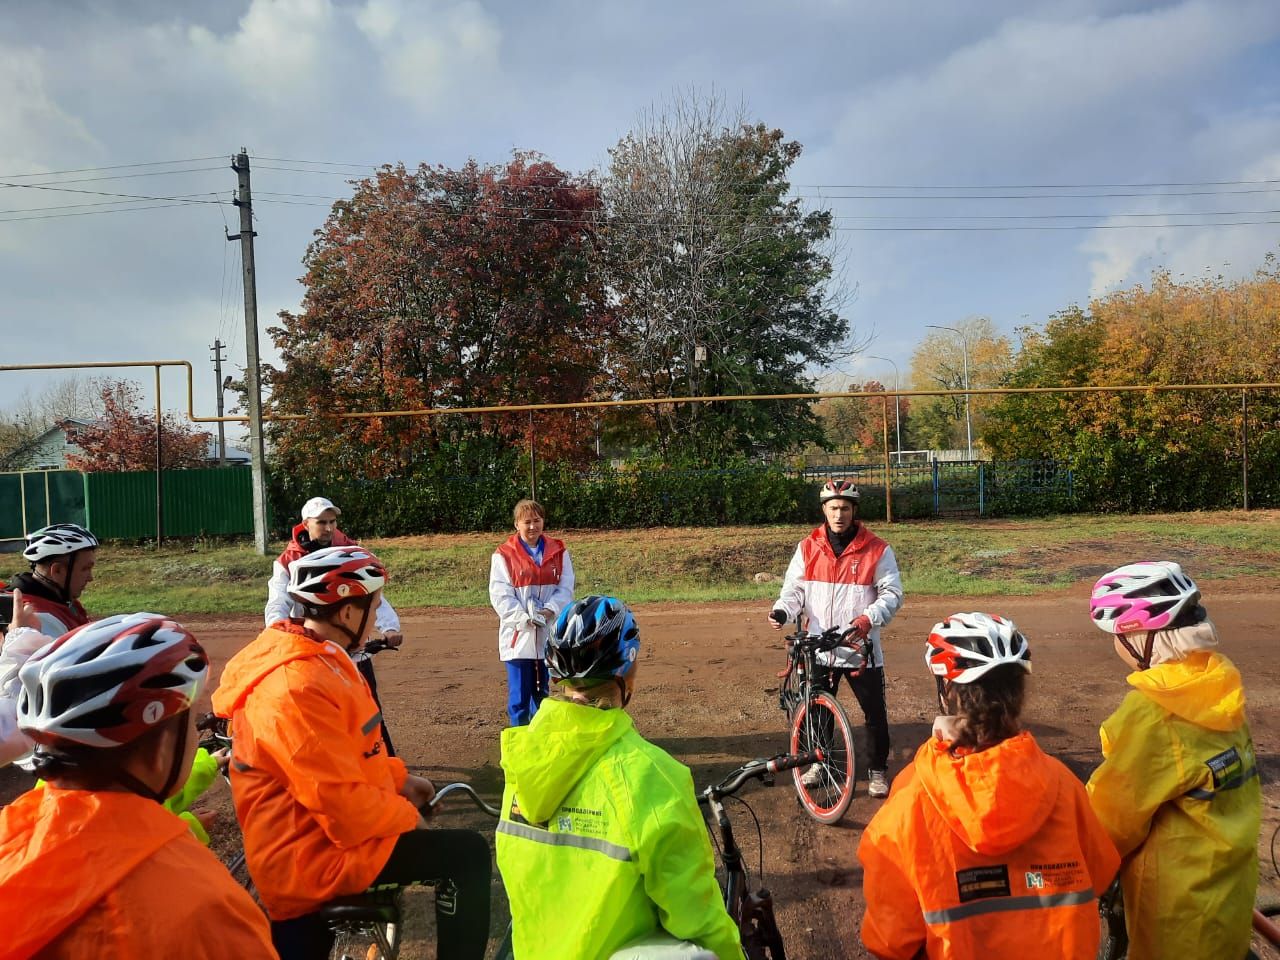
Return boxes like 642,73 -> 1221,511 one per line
699,753 -> 818,959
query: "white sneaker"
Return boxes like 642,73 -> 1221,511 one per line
800,763 -> 824,787
868,769 -> 890,799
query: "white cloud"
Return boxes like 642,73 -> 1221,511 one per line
355,0 -> 502,116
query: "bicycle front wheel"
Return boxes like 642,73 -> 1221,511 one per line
789,691 -> 855,824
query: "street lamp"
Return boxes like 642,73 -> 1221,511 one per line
865,355 -> 902,462
927,324 -> 973,460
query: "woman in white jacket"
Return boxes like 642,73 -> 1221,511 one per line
488,499 -> 575,725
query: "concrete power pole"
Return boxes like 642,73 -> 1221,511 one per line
210,339 -> 227,466
230,149 -> 270,554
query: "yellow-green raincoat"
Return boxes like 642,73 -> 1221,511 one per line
1087,651 -> 1260,960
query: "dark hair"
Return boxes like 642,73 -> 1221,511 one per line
948,663 -> 1027,753
300,591 -> 377,623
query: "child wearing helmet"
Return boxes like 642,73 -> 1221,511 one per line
213,545 -> 491,960
489,498 -> 576,726
858,613 -> 1119,960
496,595 -> 742,960
1085,562 -> 1261,960
0,613 -> 276,958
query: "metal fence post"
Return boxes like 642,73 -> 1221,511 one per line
1242,388 -> 1249,511
932,459 -> 940,517
979,463 -> 985,516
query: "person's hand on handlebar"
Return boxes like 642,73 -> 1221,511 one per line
401,774 -> 437,821
767,609 -> 787,631
847,615 -> 873,639
382,631 -> 404,650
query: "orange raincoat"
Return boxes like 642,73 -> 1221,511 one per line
859,731 -> 1119,959
0,786 -> 275,959
211,621 -> 418,921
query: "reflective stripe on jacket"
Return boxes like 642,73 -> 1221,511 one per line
771,523 -> 903,668
0,786 -> 275,959
211,621 -> 418,921
488,535 -> 574,661
496,698 -> 742,960
859,731 -> 1119,960
1086,651 -> 1260,960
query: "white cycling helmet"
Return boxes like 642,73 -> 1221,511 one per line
1089,561 -> 1200,635
925,612 -> 1031,684
18,613 -> 209,750
23,523 -> 99,566
288,546 -> 387,608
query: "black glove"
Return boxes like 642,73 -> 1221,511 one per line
769,609 -> 787,626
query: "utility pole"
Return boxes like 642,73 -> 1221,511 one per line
210,339 -> 227,466
230,149 -> 269,554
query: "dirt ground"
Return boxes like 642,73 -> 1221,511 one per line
4,579 -> 1278,959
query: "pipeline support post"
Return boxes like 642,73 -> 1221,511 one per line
154,364 -> 163,545
881,395 -> 893,523
1242,388 -> 1250,511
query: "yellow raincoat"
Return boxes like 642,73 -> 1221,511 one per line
1087,651 -> 1260,960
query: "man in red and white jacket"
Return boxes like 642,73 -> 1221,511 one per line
265,496 -> 403,754
488,499 -> 575,726
7,524 -> 98,638
768,479 -> 903,799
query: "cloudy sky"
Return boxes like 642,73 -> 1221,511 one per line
3,0 -> 1279,431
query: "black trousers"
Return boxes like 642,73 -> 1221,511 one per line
356,655 -> 396,758
816,665 -> 891,771
269,828 -> 492,960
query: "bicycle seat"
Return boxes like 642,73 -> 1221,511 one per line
316,889 -> 400,925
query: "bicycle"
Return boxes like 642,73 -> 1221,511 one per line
776,624 -> 867,823
1097,878 -> 1280,960
695,752 -> 819,960
195,714 -> 504,960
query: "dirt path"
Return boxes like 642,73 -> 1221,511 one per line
5,583 -> 1278,958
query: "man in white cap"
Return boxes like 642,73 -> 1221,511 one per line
265,496 -> 404,754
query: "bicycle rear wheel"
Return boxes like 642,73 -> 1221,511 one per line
789,691 -> 855,824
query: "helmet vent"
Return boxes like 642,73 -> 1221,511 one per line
66,703 -> 129,732
51,666 -> 137,717
73,642 -> 112,666
140,673 -> 184,690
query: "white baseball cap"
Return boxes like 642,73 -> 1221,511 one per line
300,496 -> 341,520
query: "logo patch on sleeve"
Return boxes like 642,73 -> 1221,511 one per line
956,865 -> 1011,903
1206,746 -> 1242,789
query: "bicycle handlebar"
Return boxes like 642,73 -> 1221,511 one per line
363,637 -> 398,656
428,782 -> 502,818
785,626 -> 855,653
698,751 -> 824,805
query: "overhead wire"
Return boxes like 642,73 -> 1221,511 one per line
0,156 -> 227,180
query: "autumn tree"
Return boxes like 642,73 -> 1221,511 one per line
812,381 -> 911,455
266,154 -> 610,486
601,93 -> 858,458
908,317 -> 1012,452
983,256 -> 1280,510
66,381 -> 209,472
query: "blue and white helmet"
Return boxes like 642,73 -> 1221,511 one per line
547,595 -> 640,683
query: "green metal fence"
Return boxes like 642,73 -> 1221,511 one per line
1,468 -> 253,543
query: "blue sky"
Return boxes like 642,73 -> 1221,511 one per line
3,0 -> 1278,425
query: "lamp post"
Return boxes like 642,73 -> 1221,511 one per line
927,324 -> 973,460
866,354 -> 901,463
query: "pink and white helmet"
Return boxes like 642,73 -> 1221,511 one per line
18,613 -> 209,749
1089,562 -> 1200,635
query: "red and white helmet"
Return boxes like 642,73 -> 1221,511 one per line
820,479 -> 859,503
288,546 -> 387,607
925,612 -> 1031,684
1090,561 -> 1200,635
17,613 -> 209,749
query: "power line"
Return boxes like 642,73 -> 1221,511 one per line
0,156 -> 226,180
0,202 -> 201,223
0,166 -> 230,189
0,180 -> 232,207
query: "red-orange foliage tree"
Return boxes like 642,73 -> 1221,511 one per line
266,154 -> 610,485
66,381 -> 209,472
